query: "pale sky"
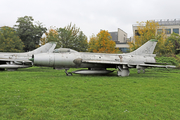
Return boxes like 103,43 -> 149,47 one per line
1,0 -> 180,39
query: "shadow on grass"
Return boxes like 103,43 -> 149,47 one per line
17,67 -> 54,72
16,67 -> 179,79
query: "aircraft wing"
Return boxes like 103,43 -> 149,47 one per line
82,59 -> 128,65
0,58 -> 32,68
0,58 -> 32,63
0,59 -> 32,69
82,59 -> 176,68
0,58 -> 18,61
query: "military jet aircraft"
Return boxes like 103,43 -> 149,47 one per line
30,39 -> 176,77
0,42 -> 56,71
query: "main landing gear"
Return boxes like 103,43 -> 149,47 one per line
136,65 -> 146,74
137,69 -> 145,74
117,65 -> 130,77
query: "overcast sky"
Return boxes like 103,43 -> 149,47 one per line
1,0 -> 180,39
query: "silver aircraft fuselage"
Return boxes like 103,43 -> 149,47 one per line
33,52 -> 156,69
31,40 -> 176,77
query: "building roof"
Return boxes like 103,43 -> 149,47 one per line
155,19 -> 180,26
133,19 -> 180,26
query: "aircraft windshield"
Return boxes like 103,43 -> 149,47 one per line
53,48 -> 78,53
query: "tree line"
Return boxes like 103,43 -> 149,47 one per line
1,16 -> 180,55
0,16 -> 118,53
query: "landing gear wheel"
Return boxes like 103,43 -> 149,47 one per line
117,66 -> 130,77
137,69 -> 141,74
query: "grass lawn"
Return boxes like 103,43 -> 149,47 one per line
0,67 -> 180,120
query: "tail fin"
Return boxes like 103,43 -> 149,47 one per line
28,42 -> 57,54
129,39 -> 158,55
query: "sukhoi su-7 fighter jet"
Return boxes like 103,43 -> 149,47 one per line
30,39 -> 176,77
0,42 -> 56,71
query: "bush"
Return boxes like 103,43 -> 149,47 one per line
155,56 -> 180,69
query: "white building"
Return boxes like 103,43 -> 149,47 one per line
132,19 -> 180,38
156,19 -> 180,36
109,28 -> 131,53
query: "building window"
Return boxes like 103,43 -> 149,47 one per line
157,29 -> 163,34
165,29 -> 171,34
119,48 -> 129,53
135,30 -> 140,36
173,28 -> 179,34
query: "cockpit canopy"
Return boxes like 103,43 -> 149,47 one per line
53,48 -> 78,53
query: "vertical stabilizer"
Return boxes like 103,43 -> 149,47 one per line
28,42 -> 57,54
129,39 -> 158,55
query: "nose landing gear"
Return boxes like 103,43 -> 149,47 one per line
65,68 -> 72,76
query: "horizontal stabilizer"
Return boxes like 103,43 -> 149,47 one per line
139,64 -> 176,68
144,62 -> 171,65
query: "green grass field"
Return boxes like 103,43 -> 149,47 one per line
0,67 -> 180,120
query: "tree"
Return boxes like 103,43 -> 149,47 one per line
40,23 -> 88,51
0,26 -> 24,52
88,30 -> 119,53
15,16 -> 47,51
167,33 -> 180,54
88,34 -> 97,52
40,28 -> 59,45
57,28 -> 75,48
74,31 -> 88,52
56,23 -> 88,51
128,20 -> 174,55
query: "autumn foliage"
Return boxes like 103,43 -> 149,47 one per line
88,30 -> 119,53
167,33 -> 180,54
40,28 -> 58,45
128,21 -> 174,55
